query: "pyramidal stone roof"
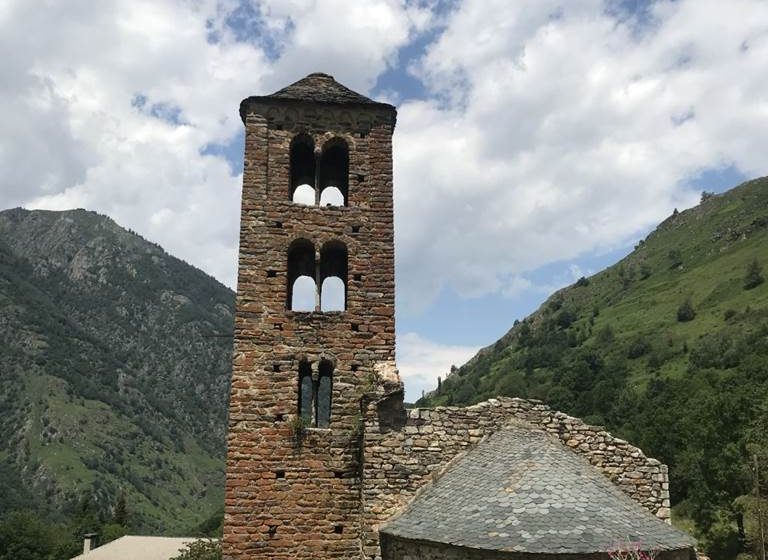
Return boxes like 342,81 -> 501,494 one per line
381,425 -> 695,555
268,72 -> 381,105
239,73 -> 396,123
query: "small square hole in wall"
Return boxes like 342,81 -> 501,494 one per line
356,174 -> 365,182
267,270 -> 277,278
268,525 -> 277,538
351,364 -> 359,372
359,131 -> 367,138
275,470 -> 285,479
273,221 -> 283,228
352,225 -> 361,234
275,413 -> 285,422
272,363 -> 280,372
351,323 -> 359,332
334,525 -> 343,534
334,470 -> 345,478
354,274 -> 362,282
275,124 -> 283,131
274,324 -> 283,331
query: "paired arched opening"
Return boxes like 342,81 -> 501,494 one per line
298,358 -> 333,428
289,135 -> 349,207
286,239 -> 347,311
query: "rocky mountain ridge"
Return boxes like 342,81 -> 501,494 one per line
0,207 -> 234,532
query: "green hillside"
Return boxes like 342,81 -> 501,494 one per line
0,208 -> 234,543
419,177 -> 768,559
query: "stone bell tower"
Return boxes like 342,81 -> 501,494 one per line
223,73 -> 400,559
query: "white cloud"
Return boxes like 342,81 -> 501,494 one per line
397,332 -> 480,402
1,0 -> 767,336
394,0 -> 768,312
0,0 -> 423,289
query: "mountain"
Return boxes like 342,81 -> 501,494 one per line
418,177 -> 768,558
0,208 -> 234,533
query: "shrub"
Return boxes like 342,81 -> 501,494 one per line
575,276 -> 590,287
554,308 -> 577,329
170,539 -> 221,560
723,309 -> 737,321
626,337 -> 651,359
744,259 -> 764,290
668,249 -> 683,269
639,263 -> 652,280
677,299 -> 696,322
596,325 -> 615,343
608,541 -> 657,560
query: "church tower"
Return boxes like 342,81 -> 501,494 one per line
223,73 -> 399,559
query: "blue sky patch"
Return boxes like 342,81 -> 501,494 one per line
200,130 -> 245,176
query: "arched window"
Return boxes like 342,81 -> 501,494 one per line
320,277 -> 345,312
292,184 -> 315,205
287,239 -> 316,311
316,360 -> 333,428
319,240 -> 347,311
298,360 -> 313,425
291,277 -> 316,311
318,139 -> 349,206
319,186 -> 344,207
290,134 -> 316,203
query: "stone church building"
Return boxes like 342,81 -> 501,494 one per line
223,73 -> 695,560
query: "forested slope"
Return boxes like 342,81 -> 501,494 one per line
0,208 -> 234,538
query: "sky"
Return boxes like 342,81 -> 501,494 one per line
1,0 -> 767,401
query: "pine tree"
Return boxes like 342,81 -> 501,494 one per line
112,492 -> 128,527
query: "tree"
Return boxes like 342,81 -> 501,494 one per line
677,299 -> 696,322
0,512 -> 57,560
170,539 -> 221,560
745,259 -> 765,290
112,492 -> 128,527
100,523 -> 127,545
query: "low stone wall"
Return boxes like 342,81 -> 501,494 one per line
361,397 -> 670,560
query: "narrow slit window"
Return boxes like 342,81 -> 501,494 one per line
316,360 -> 333,428
298,361 -> 313,425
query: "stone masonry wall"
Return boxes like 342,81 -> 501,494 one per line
223,99 -> 398,560
379,534 -> 690,560
361,397 -> 670,560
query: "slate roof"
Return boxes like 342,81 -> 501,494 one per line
381,426 -> 695,555
240,73 -> 396,121
268,73 -> 382,104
